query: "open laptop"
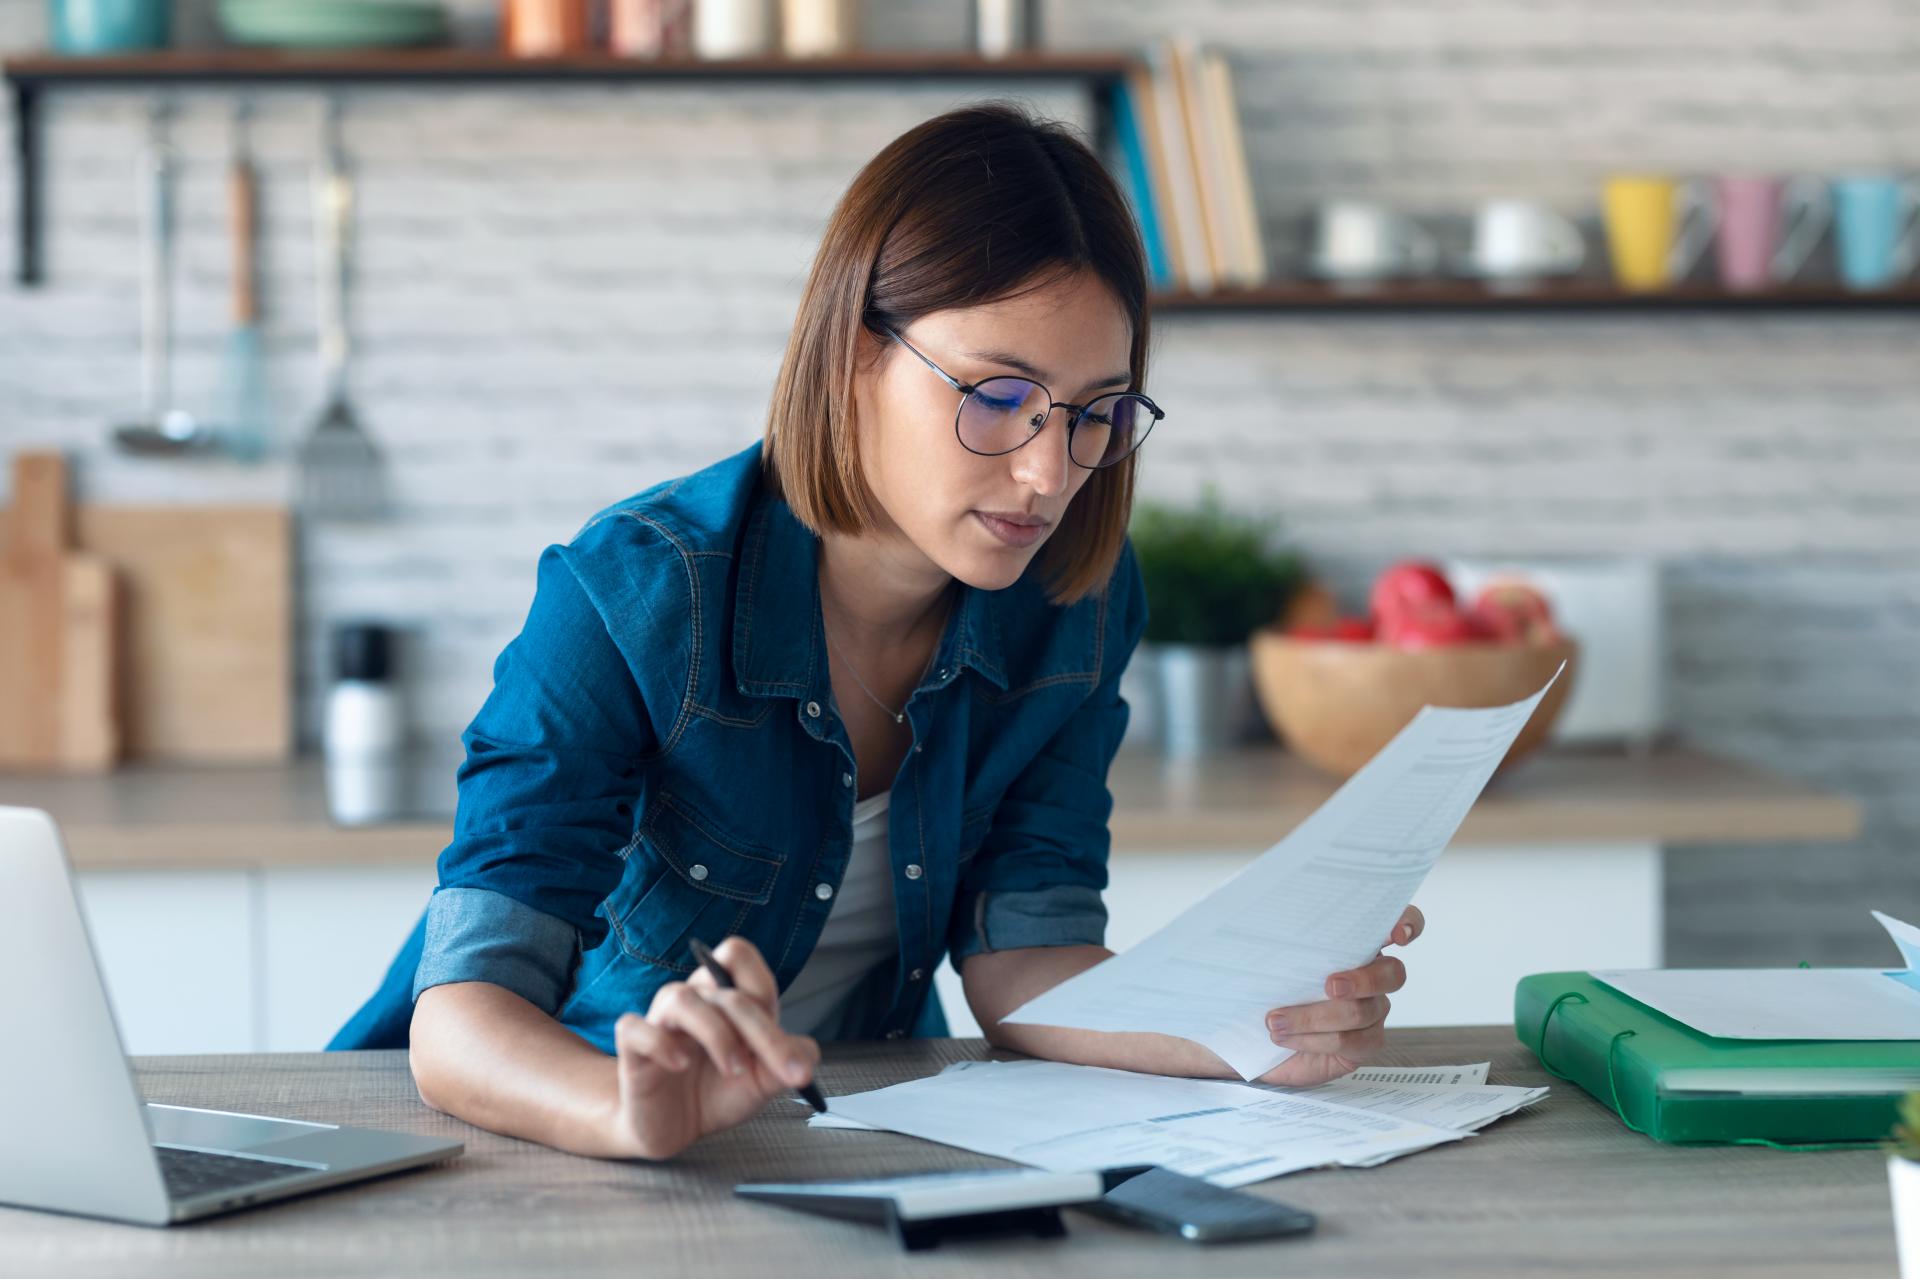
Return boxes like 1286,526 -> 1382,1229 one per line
0,806 -> 463,1226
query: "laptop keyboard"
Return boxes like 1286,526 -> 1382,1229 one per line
156,1146 -> 305,1200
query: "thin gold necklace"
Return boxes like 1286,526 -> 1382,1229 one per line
821,587 -> 954,725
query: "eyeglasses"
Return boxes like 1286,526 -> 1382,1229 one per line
882,323 -> 1163,470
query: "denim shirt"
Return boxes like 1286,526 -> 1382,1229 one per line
328,440 -> 1146,1055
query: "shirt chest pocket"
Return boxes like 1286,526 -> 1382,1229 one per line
604,789 -> 785,973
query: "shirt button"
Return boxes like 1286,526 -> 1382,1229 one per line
910,968 -> 926,982
841,772 -> 852,787
904,863 -> 923,881
689,864 -> 709,882
912,742 -> 923,753
885,1029 -> 905,1040
805,700 -> 821,718
815,882 -> 834,901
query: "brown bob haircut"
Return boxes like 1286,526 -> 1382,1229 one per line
761,100 -> 1152,608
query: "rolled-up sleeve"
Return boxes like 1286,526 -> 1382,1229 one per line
413,886 -> 583,1011
947,538 -> 1148,969
412,533 -> 663,1013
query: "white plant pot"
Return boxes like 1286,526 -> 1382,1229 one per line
1892,1154 -> 1920,1279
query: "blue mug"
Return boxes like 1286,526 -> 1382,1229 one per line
1832,175 -> 1920,291
48,0 -> 169,53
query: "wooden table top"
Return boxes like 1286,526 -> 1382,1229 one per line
0,1026 -> 1893,1277
0,742 -> 1863,870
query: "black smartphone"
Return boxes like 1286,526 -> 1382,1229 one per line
1080,1166 -> 1317,1244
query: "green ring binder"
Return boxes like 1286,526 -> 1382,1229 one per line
1520,972 -> 1898,1150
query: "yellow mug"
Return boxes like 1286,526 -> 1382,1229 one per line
1602,175 -> 1718,291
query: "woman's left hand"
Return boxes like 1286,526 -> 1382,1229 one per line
1252,904 -> 1424,1088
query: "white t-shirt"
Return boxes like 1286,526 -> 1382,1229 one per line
778,787 -> 900,1037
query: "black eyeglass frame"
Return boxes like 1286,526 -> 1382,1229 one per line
881,323 -> 1163,470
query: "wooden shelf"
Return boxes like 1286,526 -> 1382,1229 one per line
0,47 -> 1139,85
10,49 -> 1917,317
1150,278 -> 1920,314
0,47 -> 1137,286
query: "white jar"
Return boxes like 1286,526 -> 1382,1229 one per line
779,0 -> 854,58
324,623 -> 405,825
973,0 -> 1035,58
694,0 -> 772,59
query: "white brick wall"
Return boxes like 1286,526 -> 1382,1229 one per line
2,1 -> 1916,966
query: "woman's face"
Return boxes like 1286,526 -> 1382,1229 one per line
852,270 -> 1135,593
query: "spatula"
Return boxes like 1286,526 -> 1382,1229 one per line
296,98 -> 386,521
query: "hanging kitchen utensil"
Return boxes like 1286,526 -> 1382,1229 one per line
113,101 -> 216,458
216,98 -> 271,462
296,94 -> 387,520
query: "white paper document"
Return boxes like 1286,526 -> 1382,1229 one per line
1874,909 -> 1920,975
814,1059 -> 1473,1187
1340,1062 -> 1491,1086
1591,910 -> 1920,1040
1001,666 -> 1565,1079
804,1060 -> 1505,1132
1253,1078 -> 1548,1165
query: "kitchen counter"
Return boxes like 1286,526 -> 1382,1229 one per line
0,742 -> 1862,870
12,742 -> 1865,1049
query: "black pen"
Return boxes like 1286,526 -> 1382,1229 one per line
686,936 -> 829,1114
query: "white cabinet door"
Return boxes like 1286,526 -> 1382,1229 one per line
72,870 -> 257,1056
259,867 -> 439,1052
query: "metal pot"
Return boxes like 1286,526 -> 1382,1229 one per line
1150,642 -> 1260,757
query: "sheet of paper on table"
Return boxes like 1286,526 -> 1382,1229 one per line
806,1060 -> 1502,1131
1000,664 -> 1565,1080
1251,1075 -> 1548,1167
807,1059 -> 1547,1188
1590,910 -> 1920,1040
811,1061 -> 1540,1140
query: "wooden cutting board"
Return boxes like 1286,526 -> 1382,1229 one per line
0,493 -> 290,765
0,454 -> 120,772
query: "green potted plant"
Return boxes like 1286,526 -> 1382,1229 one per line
1887,1091 -> 1920,1278
1128,489 -> 1300,756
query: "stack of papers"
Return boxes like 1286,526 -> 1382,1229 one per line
809,1059 -> 1547,1187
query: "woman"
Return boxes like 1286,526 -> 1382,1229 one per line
332,102 -> 1424,1161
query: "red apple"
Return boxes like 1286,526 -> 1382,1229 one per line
1380,602 -> 1480,649
1329,616 -> 1375,642
1469,580 -> 1561,645
1370,561 -> 1455,627
1287,615 -> 1375,642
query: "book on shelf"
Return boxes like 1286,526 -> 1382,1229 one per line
1109,64 -> 1172,288
1110,35 -> 1265,294
1203,45 -> 1268,287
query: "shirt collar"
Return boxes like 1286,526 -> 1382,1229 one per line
731,483 -> 1010,698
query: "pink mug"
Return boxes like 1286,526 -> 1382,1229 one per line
1714,175 -> 1831,292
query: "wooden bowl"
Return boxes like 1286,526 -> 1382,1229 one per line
1248,630 -> 1579,779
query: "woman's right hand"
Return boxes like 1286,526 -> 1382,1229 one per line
606,935 -> 822,1160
